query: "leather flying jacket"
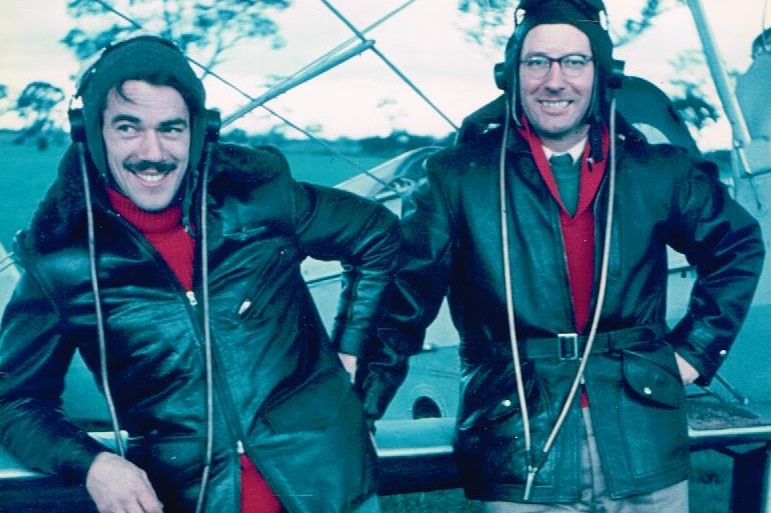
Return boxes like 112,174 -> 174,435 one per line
0,142 -> 400,512
368,119 -> 765,502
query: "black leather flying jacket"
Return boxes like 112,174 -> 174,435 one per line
368,122 -> 764,502
0,143 -> 400,512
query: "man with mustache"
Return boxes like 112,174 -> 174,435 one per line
0,35 -> 398,513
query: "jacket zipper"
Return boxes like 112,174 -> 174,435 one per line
108,212 -> 254,499
236,248 -> 287,317
184,290 -> 245,454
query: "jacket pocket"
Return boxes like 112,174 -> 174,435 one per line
618,348 -> 689,479
622,348 -> 685,409
456,361 -> 538,432
263,370 -> 356,434
456,386 -> 531,432
235,246 -> 293,320
454,365 -> 544,490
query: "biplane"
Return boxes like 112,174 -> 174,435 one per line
0,1 -> 769,511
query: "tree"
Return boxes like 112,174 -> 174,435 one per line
669,50 -> 720,130
0,85 -> 8,115
13,82 -> 66,150
63,0 -> 290,76
6,0 -> 291,150
456,0 -> 666,51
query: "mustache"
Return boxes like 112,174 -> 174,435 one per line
123,160 -> 178,174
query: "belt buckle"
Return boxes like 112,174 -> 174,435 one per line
558,333 -> 579,361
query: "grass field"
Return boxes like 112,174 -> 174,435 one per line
0,136 -> 736,512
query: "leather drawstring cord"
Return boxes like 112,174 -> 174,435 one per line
81,142 -> 216,510
498,99 -> 534,485
76,142 -> 126,458
498,98 -> 618,501
194,143 -> 216,513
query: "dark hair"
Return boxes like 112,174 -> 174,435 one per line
77,35 -> 206,180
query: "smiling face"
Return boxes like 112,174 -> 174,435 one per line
518,24 -> 595,152
101,80 -> 191,211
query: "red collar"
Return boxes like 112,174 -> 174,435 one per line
516,120 -> 609,216
106,188 -> 183,234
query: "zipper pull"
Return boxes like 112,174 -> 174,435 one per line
186,290 -> 198,306
238,300 -> 252,316
523,465 -> 537,500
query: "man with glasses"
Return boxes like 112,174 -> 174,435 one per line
358,0 -> 764,511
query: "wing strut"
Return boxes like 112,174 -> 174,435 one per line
319,0 -> 459,131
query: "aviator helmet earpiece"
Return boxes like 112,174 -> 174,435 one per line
68,34 -> 219,179
493,0 -> 623,126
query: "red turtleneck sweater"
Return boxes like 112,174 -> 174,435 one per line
107,188 -> 281,513
107,189 -> 194,289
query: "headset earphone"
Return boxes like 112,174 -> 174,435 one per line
493,62 -> 508,91
67,34 -> 221,145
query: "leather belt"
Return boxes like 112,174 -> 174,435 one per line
524,324 -> 666,360
465,323 -> 667,363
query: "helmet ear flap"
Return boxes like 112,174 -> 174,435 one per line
204,109 -> 221,143
494,62 -> 508,91
68,103 -> 86,144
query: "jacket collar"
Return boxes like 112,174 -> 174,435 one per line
22,143 -> 285,255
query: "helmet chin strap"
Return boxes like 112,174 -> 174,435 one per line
498,96 -> 618,500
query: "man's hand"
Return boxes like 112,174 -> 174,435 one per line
338,352 -> 358,383
674,352 -> 700,385
86,451 -> 163,513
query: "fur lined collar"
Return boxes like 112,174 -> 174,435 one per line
22,142 -> 287,255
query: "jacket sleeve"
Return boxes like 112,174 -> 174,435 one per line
291,181 -> 401,358
666,157 -> 765,384
0,261 -> 106,484
358,155 -> 459,425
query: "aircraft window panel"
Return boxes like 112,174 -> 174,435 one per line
667,247 -> 693,274
425,300 -> 460,349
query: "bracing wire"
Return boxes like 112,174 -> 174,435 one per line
82,0 -> 409,193
0,252 -> 17,275
319,0 -> 459,131
277,0 -> 419,89
91,0 -> 142,29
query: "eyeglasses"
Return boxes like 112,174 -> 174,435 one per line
520,54 -> 593,79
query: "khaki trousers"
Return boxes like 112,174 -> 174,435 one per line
482,408 -> 689,513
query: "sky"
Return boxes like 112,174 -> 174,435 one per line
0,0 -> 768,151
